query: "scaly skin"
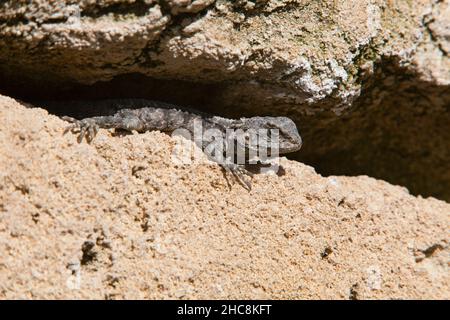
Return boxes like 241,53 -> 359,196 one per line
57,99 -> 302,189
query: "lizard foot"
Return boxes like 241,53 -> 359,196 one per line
222,163 -> 254,190
62,116 -> 99,143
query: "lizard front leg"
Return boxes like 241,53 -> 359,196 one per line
221,162 -> 254,190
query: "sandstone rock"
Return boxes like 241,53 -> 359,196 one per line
0,0 -> 448,200
1,1 -> 447,101
0,95 -> 448,299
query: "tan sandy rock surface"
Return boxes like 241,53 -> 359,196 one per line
0,95 -> 448,299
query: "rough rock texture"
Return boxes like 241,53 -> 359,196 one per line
2,1 -> 448,96
0,0 -> 449,201
0,95 -> 449,299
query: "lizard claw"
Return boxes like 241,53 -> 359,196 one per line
222,163 -> 253,190
62,116 -> 99,143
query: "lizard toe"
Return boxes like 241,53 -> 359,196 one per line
222,163 -> 253,190
62,118 -> 99,143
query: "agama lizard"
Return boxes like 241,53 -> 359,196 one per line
53,99 -> 302,189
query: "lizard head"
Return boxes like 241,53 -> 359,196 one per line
240,116 -> 303,155
264,116 -> 303,154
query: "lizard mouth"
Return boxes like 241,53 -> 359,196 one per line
284,142 -> 303,153
282,133 -> 303,153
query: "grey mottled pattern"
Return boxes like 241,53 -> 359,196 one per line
56,99 -> 302,189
